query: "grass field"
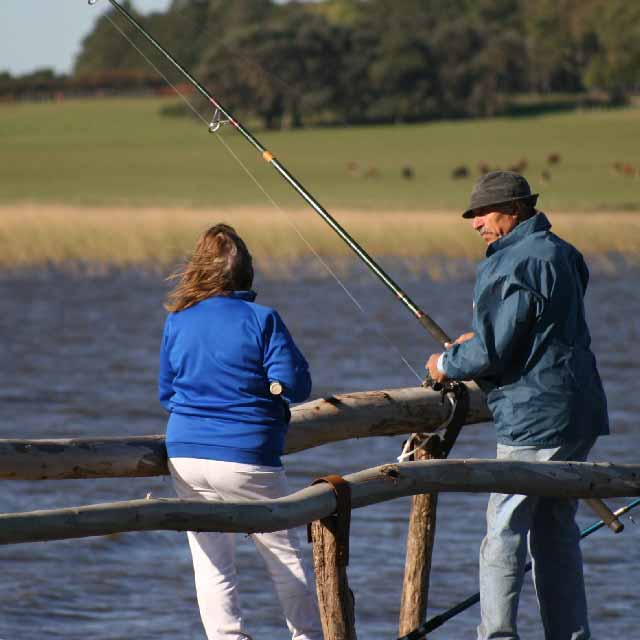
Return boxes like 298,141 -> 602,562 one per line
1,97 -> 639,212
1,98 -> 638,269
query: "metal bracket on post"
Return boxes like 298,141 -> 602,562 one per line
308,474 -> 352,566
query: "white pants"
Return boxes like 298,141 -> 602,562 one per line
169,457 -> 323,640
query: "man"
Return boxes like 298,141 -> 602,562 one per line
426,171 -> 608,640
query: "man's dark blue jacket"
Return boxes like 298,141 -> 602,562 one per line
442,212 -> 608,446
159,291 -> 311,467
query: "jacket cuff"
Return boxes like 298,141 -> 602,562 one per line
440,346 -> 473,380
436,352 -> 446,374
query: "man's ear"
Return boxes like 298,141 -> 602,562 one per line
512,202 -> 526,221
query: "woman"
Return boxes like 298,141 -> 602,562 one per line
158,224 -> 322,640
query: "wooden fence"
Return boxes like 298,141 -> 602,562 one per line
1,384 -> 638,640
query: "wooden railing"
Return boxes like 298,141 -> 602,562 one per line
1,385 -> 638,640
0,385 -> 491,480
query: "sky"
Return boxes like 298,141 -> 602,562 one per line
0,0 -> 172,76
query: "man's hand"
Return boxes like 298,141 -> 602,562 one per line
426,353 -> 447,384
426,332 -> 474,385
448,331 -> 475,347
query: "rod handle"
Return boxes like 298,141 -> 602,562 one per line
583,498 -> 624,533
417,312 -> 451,347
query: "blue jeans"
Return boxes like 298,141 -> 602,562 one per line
478,438 -> 596,640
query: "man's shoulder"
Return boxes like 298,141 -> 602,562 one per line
481,236 -> 547,271
479,232 -> 586,297
478,237 -> 556,289
524,229 -> 585,269
504,227 -> 581,264
546,229 -> 582,256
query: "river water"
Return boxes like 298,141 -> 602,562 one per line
0,260 -> 638,639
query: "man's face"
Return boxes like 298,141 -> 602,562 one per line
470,204 -> 518,245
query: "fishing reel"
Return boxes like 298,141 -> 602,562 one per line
422,369 -> 444,392
422,370 -> 466,398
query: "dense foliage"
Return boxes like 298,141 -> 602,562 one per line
5,0 -> 640,128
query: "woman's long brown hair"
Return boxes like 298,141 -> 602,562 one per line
164,224 -> 254,313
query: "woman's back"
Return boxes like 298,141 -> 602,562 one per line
160,291 -> 311,467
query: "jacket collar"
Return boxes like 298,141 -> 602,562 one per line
228,290 -> 257,302
486,211 -> 551,256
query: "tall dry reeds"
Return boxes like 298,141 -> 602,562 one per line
0,205 -> 638,274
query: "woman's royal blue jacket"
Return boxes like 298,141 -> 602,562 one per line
441,212 -> 608,446
158,291 -> 311,466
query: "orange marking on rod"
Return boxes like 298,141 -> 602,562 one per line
263,150 -> 275,163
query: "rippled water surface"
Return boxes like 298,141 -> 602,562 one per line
1,261 -> 639,639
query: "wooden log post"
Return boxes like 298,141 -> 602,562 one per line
309,476 -> 356,640
398,385 -> 468,637
398,435 -> 441,637
310,518 -> 356,640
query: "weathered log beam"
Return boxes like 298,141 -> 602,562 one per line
0,385 -> 490,480
0,459 -> 638,545
0,436 -> 167,480
285,384 -> 489,453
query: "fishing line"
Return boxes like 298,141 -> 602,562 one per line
96,0 -> 453,351
101,9 -> 422,383
211,136 -> 423,383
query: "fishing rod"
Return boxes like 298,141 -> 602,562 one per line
89,0 -> 451,348
92,9 -> 628,634
397,497 -> 640,640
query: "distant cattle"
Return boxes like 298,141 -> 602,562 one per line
508,158 -> 528,174
364,165 -> 380,179
451,165 -> 470,179
345,161 -> 360,178
401,166 -> 415,180
611,161 -> 638,178
547,153 -> 561,165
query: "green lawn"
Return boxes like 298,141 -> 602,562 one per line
1,97 -> 639,212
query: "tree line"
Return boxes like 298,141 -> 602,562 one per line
5,1 -> 640,128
